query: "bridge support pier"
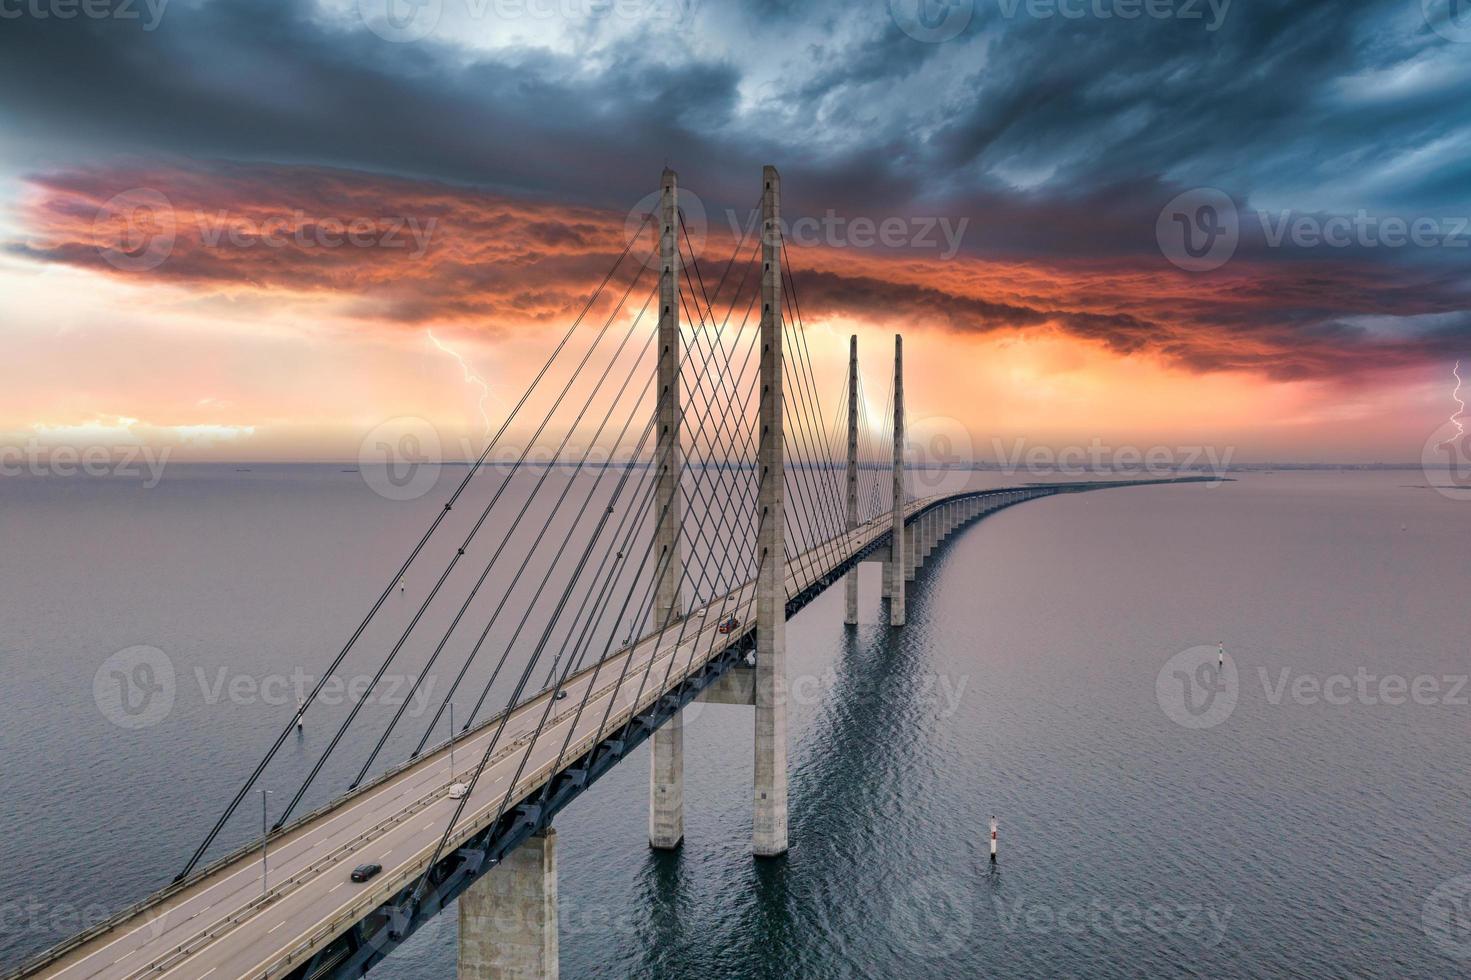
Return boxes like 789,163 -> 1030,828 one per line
843,334 -> 859,627
888,334 -> 906,627
650,167 -> 685,852
754,165 -> 789,857
458,828 -> 558,980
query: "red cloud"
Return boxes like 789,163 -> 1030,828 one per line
14,160 -> 1468,381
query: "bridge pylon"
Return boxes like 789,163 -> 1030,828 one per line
753,164 -> 789,857
843,334 -> 860,626
650,166 -> 685,851
887,334 -> 907,626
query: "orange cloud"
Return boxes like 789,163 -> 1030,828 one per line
13,160 -> 1468,388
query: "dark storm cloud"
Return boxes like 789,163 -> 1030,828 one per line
2,0 -> 1468,375
2,0 -> 1465,236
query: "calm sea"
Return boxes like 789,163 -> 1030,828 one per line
1,467 -> 1467,977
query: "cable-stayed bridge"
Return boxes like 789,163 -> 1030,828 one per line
8,167 -> 1203,980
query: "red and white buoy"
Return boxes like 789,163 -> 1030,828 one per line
989,815 -> 998,864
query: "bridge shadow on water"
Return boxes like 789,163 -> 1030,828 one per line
625,532 -> 980,980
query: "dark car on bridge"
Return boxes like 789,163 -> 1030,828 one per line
718,615 -> 740,634
351,863 -> 382,883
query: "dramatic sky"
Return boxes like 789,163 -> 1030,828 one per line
1,0 -> 1468,462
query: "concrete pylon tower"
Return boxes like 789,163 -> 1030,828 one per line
650,168 -> 684,850
753,165 -> 789,857
889,334 -> 906,627
843,335 -> 860,626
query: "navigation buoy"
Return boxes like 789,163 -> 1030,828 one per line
1218,642 -> 1225,670
989,815 -> 998,864
296,696 -> 305,732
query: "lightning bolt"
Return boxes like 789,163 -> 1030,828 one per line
1442,359 -> 1465,450
427,329 -> 492,442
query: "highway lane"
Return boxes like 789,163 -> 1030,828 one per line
24,495 -> 946,980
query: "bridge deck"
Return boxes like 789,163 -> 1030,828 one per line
22,492 -> 974,980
